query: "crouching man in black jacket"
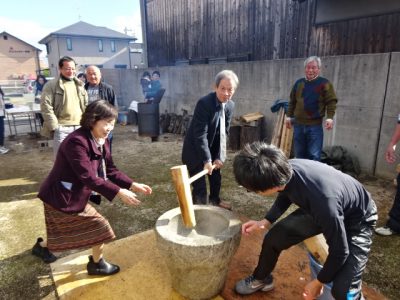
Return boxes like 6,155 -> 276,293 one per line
233,142 -> 377,300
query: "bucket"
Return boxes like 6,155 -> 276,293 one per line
118,111 -> 128,125
308,253 -> 334,300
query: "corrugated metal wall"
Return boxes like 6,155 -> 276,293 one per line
144,0 -> 400,67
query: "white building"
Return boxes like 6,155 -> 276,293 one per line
39,21 -> 145,76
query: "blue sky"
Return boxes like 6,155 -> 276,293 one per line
1,0 -> 142,54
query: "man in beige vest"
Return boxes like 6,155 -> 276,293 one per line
41,56 -> 88,157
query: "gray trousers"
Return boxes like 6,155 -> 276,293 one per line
53,125 -> 80,158
254,208 -> 376,300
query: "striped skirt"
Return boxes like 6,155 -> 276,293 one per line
44,203 -> 115,252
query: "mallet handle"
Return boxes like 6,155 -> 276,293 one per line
188,165 -> 216,184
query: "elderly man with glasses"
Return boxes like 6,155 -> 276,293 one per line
40,56 -> 88,157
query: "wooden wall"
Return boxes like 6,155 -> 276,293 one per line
144,0 -> 400,67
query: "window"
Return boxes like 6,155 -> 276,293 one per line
3,35 -> 8,40
111,40 -> 116,52
114,64 -> 127,69
46,43 -> 51,54
66,38 -> 72,51
98,39 -> 103,52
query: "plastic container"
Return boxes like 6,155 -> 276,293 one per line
118,111 -> 128,125
308,253 -> 334,300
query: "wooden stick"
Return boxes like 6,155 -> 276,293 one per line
170,165 -> 216,228
272,107 -> 285,146
280,115 -> 287,150
276,108 -> 285,146
170,165 -> 197,228
284,127 -> 293,158
271,109 -> 280,146
189,169 -> 210,184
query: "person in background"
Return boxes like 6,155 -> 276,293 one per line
0,86 -> 9,154
32,100 -> 152,276
35,75 -> 47,100
182,70 -> 238,210
84,66 -> 115,105
375,115 -> 400,236
77,73 -> 87,84
285,56 -> 338,161
145,71 -> 162,102
85,65 -> 116,149
34,75 -> 47,125
140,71 -> 151,97
41,56 -> 88,157
233,142 -> 377,300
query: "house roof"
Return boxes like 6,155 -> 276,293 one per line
0,31 -> 42,51
39,21 -> 136,44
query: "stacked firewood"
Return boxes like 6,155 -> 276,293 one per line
271,107 -> 293,158
160,112 -> 192,135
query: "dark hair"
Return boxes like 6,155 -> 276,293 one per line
233,142 -> 292,192
152,71 -> 160,77
36,75 -> 47,83
80,100 -> 118,129
142,71 -> 151,78
77,73 -> 86,79
58,56 -> 76,68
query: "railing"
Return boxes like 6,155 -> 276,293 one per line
0,80 -> 29,94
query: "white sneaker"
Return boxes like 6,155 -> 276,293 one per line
374,226 -> 395,236
0,146 -> 9,154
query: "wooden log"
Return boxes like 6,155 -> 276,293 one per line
240,112 -> 264,123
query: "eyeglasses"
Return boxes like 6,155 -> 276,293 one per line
62,67 -> 76,71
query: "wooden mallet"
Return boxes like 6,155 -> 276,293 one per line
170,165 -> 214,228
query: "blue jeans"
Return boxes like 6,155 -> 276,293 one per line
293,124 -> 323,161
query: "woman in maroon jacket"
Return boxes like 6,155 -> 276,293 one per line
32,100 -> 152,276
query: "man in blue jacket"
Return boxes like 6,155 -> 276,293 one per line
233,142 -> 377,300
182,70 -> 239,209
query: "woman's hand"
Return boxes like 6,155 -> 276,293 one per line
242,219 -> 270,235
117,189 -> 141,206
130,182 -> 152,195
